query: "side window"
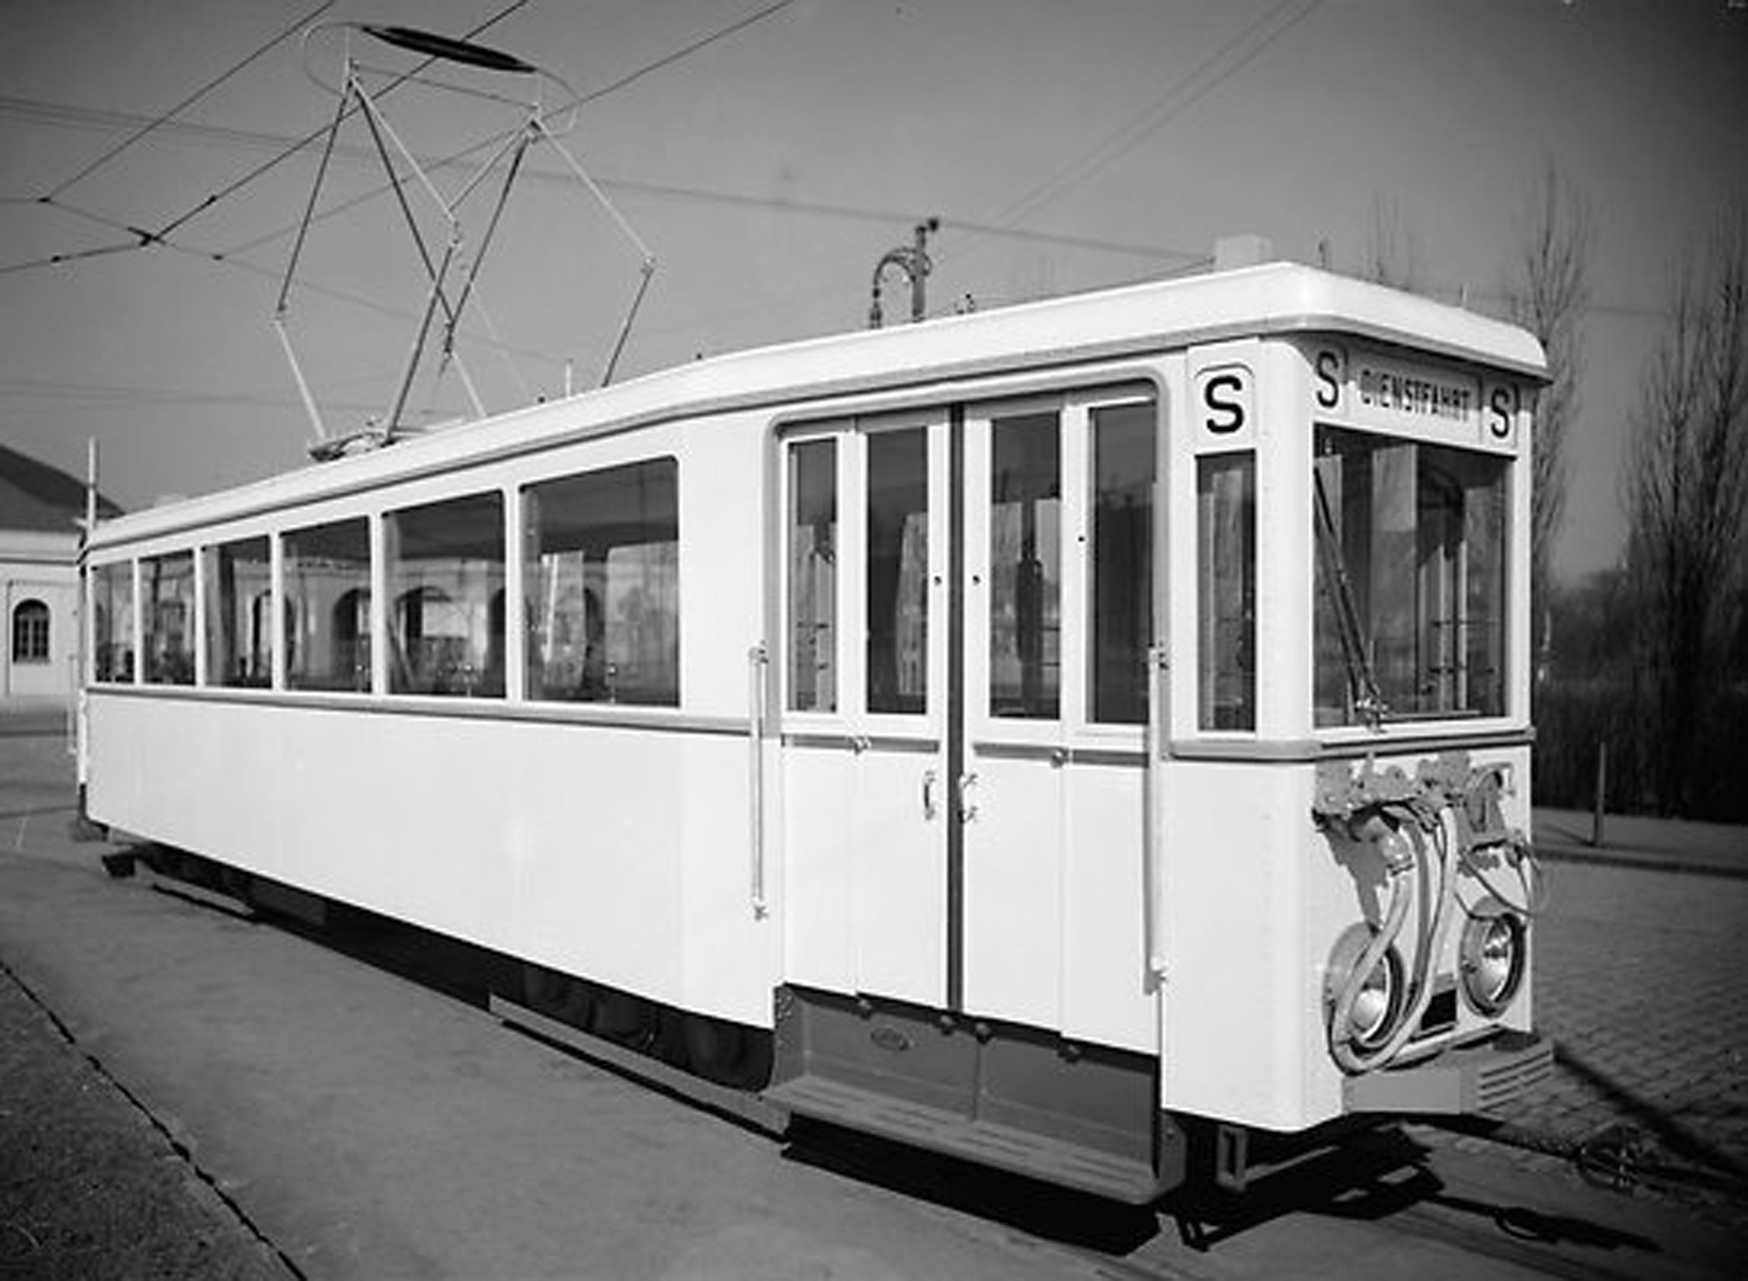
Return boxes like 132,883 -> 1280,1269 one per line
143,551 -> 195,686
284,517 -> 371,692
92,562 -> 134,682
386,492 -> 506,698
1197,453 -> 1256,730
786,440 -> 837,713
1089,402 -> 1154,724
203,536 -> 272,687
11,599 -> 50,664
524,459 -> 679,706
989,410 -> 1061,719
866,428 -> 928,715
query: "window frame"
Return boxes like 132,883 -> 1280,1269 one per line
282,515 -> 374,694
521,455 -> 682,709
10,599 -> 50,665
384,489 -> 508,699
1310,424 -> 1510,728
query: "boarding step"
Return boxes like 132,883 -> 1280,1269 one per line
765,1072 -> 1165,1203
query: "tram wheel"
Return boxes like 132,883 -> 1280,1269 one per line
520,963 -> 596,1029
682,1013 -> 774,1090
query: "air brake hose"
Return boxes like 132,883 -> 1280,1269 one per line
1330,805 -> 1464,1075
1328,810 -> 1416,1074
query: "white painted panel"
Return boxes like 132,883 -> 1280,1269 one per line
1160,762 -> 1312,1129
778,745 -> 856,993
1060,762 -> 1153,1052
961,753 -> 1062,1025
85,695 -> 778,1028
852,747 -> 945,1005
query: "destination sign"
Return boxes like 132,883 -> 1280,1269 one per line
1355,365 -> 1473,422
1311,343 -> 1519,451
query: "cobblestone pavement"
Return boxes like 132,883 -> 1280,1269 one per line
1417,811 -> 1748,1233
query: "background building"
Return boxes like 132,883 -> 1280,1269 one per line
0,444 -> 121,705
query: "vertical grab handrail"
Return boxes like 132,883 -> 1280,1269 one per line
748,643 -> 769,918
1143,643 -> 1168,985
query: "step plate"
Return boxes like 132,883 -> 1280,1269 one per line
767,1072 -> 1165,1203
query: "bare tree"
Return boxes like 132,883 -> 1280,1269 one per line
1506,161 -> 1592,660
1623,204 -> 1748,814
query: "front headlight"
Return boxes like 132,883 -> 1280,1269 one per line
1459,905 -> 1526,1016
1325,924 -> 1406,1054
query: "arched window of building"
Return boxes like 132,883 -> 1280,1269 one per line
11,599 -> 50,663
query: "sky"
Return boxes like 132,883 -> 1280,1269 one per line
1,0 -> 1743,583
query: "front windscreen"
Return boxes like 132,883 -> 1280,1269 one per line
1313,426 -> 1508,726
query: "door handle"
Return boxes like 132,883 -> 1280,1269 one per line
921,768 -> 938,820
957,771 -> 979,823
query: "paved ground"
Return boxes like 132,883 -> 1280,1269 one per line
3,700 -> 1746,1276
1443,806 -> 1748,1232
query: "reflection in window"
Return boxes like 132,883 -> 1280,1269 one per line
143,551 -> 195,685
525,459 -> 678,706
387,492 -> 505,697
92,562 -> 134,682
11,599 -> 50,664
990,411 -> 1060,719
1313,427 -> 1507,725
203,537 -> 271,687
787,440 -> 837,712
284,518 -> 371,692
867,429 -> 928,714
1090,402 -> 1154,723
1197,454 -> 1255,730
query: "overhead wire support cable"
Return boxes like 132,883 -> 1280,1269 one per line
46,0 -> 338,201
991,0 -> 1324,235
153,0 -> 531,245
0,0 -> 530,281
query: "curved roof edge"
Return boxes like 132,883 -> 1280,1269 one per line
89,262 -> 1546,551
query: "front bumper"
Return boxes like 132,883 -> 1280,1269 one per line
1343,1030 -> 1554,1115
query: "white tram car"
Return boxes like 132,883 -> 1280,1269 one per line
80,261 -> 1552,1201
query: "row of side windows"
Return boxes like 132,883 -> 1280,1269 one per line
89,457 -> 680,707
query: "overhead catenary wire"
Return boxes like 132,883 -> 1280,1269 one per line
153,0 -> 534,244
0,89 -> 1686,325
1002,0 -> 1325,231
933,0 -> 1326,286
0,1 -> 794,285
0,0 -> 534,279
0,92 -> 1205,266
44,0 -> 339,202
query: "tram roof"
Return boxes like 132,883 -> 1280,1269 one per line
88,260 -> 1546,551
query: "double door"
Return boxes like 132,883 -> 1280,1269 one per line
778,390 -> 1157,1039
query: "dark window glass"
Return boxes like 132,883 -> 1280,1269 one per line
1090,403 -> 1154,723
387,492 -> 505,698
143,552 -> 195,686
11,599 -> 50,664
787,440 -> 837,712
92,563 -> 134,682
1197,454 -> 1255,730
1313,427 -> 1508,725
867,429 -> 928,714
202,537 -> 271,687
284,518 -> 371,692
990,411 -> 1061,719
525,460 -> 678,706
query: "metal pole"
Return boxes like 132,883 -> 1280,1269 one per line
910,220 -> 929,321
1591,740 -> 1608,847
